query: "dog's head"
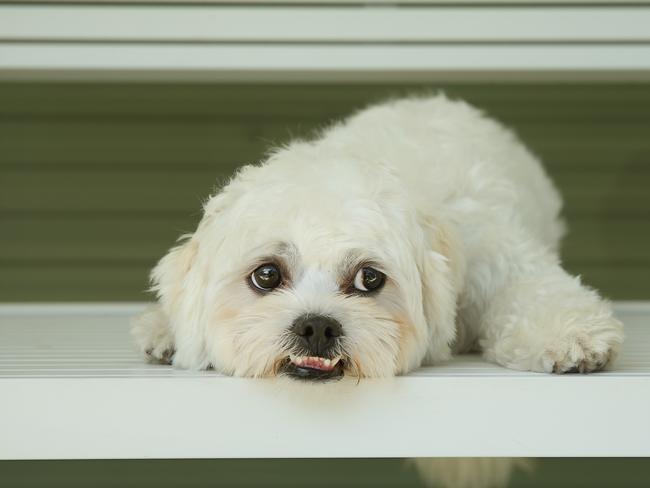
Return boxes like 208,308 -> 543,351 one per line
151,144 -> 463,380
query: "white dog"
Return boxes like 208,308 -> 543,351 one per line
133,94 -> 623,379
132,95 -> 624,488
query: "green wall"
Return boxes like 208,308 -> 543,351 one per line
1,82 -> 649,301
2,458 -> 650,488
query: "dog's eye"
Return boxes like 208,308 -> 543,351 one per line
353,267 -> 386,293
250,263 -> 282,291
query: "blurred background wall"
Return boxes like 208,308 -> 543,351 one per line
1,81 -> 649,302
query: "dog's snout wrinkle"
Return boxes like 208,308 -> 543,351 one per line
291,314 -> 342,356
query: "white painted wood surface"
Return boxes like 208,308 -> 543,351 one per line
1,4 -> 649,80
3,6 -> 649,41
1,303 -> 649,459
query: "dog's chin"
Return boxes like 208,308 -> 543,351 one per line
278,356 -> 345,382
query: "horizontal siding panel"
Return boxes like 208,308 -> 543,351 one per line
1,121 -> 649,169
0,121 -> 298,168
0,458 -> 649,488
3,6 -> 650,42
563,264 -> 650,300
3,169 -> 649,215
0,121 -> 650,171
531,146 -> 650,171
0,263 -> 152,302
1,83 -> 650,119
562,219 -> 650,264
1,216 -> 193,262
2,216 -> 648,264
555,170 -> 650,218
0,170 -> 221,213
6,44 -> 649,73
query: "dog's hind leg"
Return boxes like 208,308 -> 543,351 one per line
130,304 -> 176,365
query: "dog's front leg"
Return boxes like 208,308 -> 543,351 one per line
475,244 -> 624,374
131,305 -> 176,365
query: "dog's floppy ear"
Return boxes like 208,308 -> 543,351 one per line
144,186 -> 235,369
151,184 -> 236,310
150,234 -> 199,315
130,234 -> 199,367
418,215 -> 466,363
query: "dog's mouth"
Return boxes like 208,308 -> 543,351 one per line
279,355 -> 345,381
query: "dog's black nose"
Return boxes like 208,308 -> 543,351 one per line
291,314 -> 342,355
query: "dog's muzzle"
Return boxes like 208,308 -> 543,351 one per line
280,314 -> 345,381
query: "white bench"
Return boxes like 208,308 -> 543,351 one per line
1,302 -> 649,460
1,2 -> 649,81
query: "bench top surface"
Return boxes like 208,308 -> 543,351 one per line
1,302 -> 649,459
1,303 -> 648,379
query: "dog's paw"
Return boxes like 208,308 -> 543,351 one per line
145,344 -> 176,365
540,317 -> 623,374
130,305 -> 176,365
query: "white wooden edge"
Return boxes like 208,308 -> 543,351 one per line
2,6 -> 649,42
2,375 -> 649,459
1,4 -> 650,80
3,45 -> 650,74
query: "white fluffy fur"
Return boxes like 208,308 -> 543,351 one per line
132,94 -> 623,376
131,95 -> 624,487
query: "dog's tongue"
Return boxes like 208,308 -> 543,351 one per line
291,356 -> 340,371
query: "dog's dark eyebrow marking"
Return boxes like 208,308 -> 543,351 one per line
340,249 -> 365,275
271,241 -> 300,269
248,241 -> 297,261
338,251 -> 388,296
338,249 -> 383,280
250,241 -> 300,274
273,241 -> 298,259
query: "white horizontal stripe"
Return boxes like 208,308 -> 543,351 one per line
0,302 -> 147,316
2,44 -> 650,73
1,6 -> 650,42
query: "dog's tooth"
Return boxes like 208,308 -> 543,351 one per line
330,357 -> 341,366
323,359 -> 331,367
